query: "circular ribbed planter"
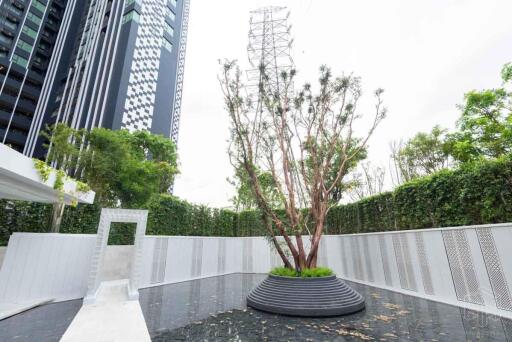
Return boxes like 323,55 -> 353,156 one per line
247,275 -> 365,317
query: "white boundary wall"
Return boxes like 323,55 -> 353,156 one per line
1,223 -> 512,319
0,233 -> 95,304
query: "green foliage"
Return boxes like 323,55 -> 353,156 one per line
76,181 -> 91,193
446,65 -> 512,162
400,126 -> 451,175
301,267 -> 334,277
270,266 -> 334,277
54,170 -> 65,191
326,156 -> 512,233
270,267 -> 297,277
2,157 -> 511,245
501,63 -> 512,84
33,159 -> 52,183
43,124 -> 178,208
228,166 -> 281,211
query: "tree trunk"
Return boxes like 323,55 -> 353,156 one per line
51,202 -> 65,233
306,215 -> 325,268
262,212 -> 293,268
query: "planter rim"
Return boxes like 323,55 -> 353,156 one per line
248,274 -> 365,317
268,274 -> 337,281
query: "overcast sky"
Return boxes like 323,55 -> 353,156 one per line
173,0 -> 512,208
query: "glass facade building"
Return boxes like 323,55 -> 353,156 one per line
0,0 -> 190,158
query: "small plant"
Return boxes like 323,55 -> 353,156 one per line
33,159 -> 52,183
53,170 -> 66,191
301,267 -> 334,278
270,267 -> 298,277
270,266 -> 334,278
76,181 -> 91,193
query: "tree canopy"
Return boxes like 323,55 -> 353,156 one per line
446,63 -> 512,162
43,124 -> 179,208
221,61 -> 386,270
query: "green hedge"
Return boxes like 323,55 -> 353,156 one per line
1,157 -> 511,246
325,157 -> 512,233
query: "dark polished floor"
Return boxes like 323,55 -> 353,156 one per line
139,274 -> 512,342
0,299 -> 82,342
1,274 -> 511,341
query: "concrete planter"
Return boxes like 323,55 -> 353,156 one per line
246,274 -> 365,317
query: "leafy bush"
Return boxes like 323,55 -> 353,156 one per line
1,156 -> 511,245
301,267 -> 334,277
270,266 -> 334,278
270,267 -> 298,277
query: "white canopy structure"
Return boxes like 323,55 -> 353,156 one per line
0,143 -> 95,204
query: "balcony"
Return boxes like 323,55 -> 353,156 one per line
3,127 -> 28,148
16,98 -> 36,113
9,112 -> 33,131
48,7 -> 62,20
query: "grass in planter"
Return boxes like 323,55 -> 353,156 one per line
270,266 -> 334,277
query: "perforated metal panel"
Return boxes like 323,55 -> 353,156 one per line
378,235 -> 392,287
242,239 -> 253,273
392,233 -> 417,291
269,243 -> 282,269
352,237 -> 364,280
502,317 -> 512,341
150,237 -> 168,284
339,236 -> 349,277
362,235 -> 374,282
191,239 -> 203,278
477,228 -> 512,311
415,232 -> 434,295
442,230 -> 484,305
217,238 -> 226,274
318,237 -> 328,267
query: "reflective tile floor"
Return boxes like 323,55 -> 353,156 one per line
0,299 -> 82,341
140,274 -> 512,342
1,274 -> 512,341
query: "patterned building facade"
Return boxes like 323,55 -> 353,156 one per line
0,0 -> 190,158
0,0 -> 69,154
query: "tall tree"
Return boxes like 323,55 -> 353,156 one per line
220,61 -> 386,270
348,161 -> 386,201
228,166 -> 281,211
446,63 -> 512,162
389,126 -> 451,185
44,124 -> 178,208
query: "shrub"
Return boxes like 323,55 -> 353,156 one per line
1,156 -> 511,245
270,266 -> 334,278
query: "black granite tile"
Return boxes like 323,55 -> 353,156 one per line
140,275 -> 512,342
0,299 -> 82,342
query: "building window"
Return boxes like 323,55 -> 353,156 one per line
12,54 -> 28,68
32,0 -> 47,13
3,18 -> 18,31
27,12 -> 42,26
124,0 -> 141,8
0,33 -> 13,45
17,40 -> 32,54
22,25 -> 38,39
165,22 -> 174,37
162,38 -> 172,52
122,10 -> 140,24
170,0 -> 177,8
8,4 -> 24,16
166,7 -> 176,21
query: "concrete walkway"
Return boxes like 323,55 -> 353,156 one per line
61,280 -> 150,342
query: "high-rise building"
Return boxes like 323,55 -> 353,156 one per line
0,0 -> 190,158
0,0 -> 68,154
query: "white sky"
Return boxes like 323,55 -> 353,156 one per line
173,0 -> 512,208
